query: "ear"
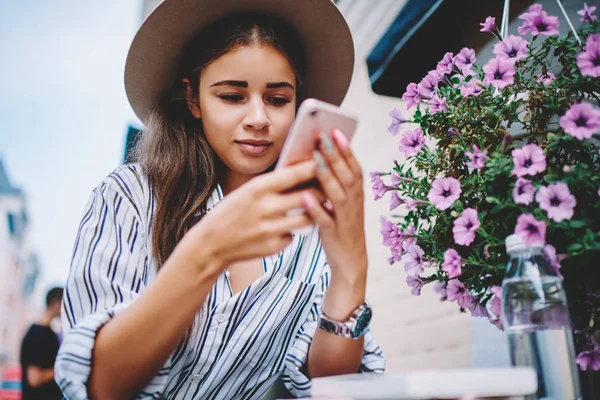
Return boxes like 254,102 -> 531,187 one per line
183,78 -> 202,119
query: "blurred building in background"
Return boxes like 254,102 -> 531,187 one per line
0,159 -> 40,369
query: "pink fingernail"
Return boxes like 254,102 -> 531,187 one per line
302,192 -> 316,208
333,129 -> 349,149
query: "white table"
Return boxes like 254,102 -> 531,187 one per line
309,368 -> 537,399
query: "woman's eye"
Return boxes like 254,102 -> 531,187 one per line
219,94 -> 244,102
268,97 -> 291,106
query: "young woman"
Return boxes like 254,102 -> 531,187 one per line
54,1 -> 385,399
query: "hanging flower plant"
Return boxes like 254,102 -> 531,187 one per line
373,3 -> 600,369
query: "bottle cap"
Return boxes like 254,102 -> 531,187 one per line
505,233 -> 542,253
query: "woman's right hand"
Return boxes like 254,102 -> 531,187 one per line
183,160 -> 319,269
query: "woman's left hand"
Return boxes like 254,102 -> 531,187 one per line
302,129 -> 368,288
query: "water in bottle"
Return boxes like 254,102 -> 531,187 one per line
502,234 -> 581,400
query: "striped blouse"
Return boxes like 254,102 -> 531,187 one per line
54,164 -> 385,399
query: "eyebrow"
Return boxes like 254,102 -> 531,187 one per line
210,80 -> 295,89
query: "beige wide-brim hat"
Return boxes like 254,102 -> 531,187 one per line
125,0 -> 355,125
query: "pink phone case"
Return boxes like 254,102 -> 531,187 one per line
275,98 -> 358,169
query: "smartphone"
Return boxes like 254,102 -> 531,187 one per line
275,98 -> 359,170
276,99 -> 358,235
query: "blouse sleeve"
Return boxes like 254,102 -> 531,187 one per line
281,265 -> 386,398
54,179 -> 170,399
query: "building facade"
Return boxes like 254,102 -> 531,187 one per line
0,159 -> 40,369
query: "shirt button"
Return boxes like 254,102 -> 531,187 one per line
216,315 -> 227,324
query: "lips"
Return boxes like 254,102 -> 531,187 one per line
235,139 -> 272,156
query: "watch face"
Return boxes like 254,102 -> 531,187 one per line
352,306 -> 373,338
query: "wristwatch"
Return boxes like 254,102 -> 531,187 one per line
317,301 -> 372,339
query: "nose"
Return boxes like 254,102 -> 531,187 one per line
243,97 -> 271,131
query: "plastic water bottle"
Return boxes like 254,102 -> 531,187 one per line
502,234 -> 581,400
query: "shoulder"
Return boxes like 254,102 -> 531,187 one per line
93,163 -> 152,220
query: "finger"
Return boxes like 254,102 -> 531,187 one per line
259,159 -> 317,193
314,151 -> 347,205
267,190 -> 326,215
319,132 -> 355,187
332,129 -> 362,178
302,192 -> 334,230
268,212 -> 314,233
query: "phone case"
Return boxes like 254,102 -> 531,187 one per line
276,98 -> 358,169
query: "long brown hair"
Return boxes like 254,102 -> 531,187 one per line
135,14 -> 306,268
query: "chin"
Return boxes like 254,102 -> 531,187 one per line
230,159 -> 277,176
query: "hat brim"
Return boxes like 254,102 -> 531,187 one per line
125,0 -> 355,125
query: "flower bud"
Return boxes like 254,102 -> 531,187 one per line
562,165 -> 572,173
447,127 -> 460,137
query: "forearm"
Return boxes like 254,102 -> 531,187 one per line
307,267 -> 367,378
89,233 -> 224,399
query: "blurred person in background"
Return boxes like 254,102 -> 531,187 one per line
19,287 -> 63,400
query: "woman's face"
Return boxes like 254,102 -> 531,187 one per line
191,44 -> 297,180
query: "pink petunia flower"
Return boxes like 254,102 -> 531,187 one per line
372,175 -> 394,200
559,102 -> 600,140
427,177 -> 462,210
369,171 -> 386,182
511,144 -> 546,177
399,128 -> 426,157
460,79 -> 484,97
442,248 -> 463,278
455,48 -> 476,71
406,275 -> 424,296
417,70 -> 442,97
436,52 -> 455,75
536,71 -> 556,86
535,183 -> 577,222
433,281 -> 447,300
405,198 -> 425,211
483,57 -> 516,89
513,177 -> 536,205
515,213 -> 547,246
544,244 -> 564,280
402,82 -> 422,110
518,4 -> 560,36
480,16 -> 496,33
390,191 -> 403,211
387,107 -> 409,135
493,35 -> 528,62
577,34 -> 600,78
401,224 -> 418,250
576,349 -> 600,371
489,286 -> 503,318
446,279 -> 472,309
490,317 -> 505,331
404,244 -> 425,277
452,208 -> 480,246
469,300 -> 489,318
578,3 -> 598,22
428,94 -> 447,114
465,144 -> 487,169
380,216 -> 399,247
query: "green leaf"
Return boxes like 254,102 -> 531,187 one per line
567,243 -> 584,252
568,219 -> 590,229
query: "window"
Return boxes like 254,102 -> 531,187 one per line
7,212 -> 16,237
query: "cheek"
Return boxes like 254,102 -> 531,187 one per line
271,108 -> 295,141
